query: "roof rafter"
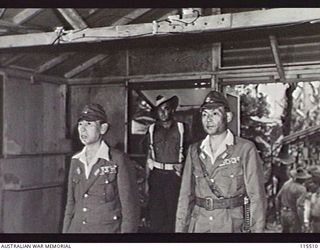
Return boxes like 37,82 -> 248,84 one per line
13,8 -> 43,24
111,8 -> 152,26
36,53 -> 74,73
0,8 -> 5,18
1,54 -> 25,67
57,8 -> 88,29
0,8 -> 320,49
269,35 -> 286,82
64,54 -> 109,78
0,19 -> 44,33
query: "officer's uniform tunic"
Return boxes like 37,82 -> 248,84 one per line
63,141 -> 140,233
276,179 -> 306,233
176,130 -> 267,233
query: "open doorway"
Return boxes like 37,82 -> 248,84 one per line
127,79 -> 212,230
127,79 -> 213,164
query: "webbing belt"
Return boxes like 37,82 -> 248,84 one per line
149,159 -> 182,171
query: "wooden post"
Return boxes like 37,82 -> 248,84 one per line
269,35 -> 286,82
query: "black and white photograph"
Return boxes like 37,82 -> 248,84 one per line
0,7 -> 320,244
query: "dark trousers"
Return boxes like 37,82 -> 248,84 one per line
311,217 -> 320,233
280,210 -> 301,233
148,168 -> 181,233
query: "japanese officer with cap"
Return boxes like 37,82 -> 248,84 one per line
63,103 -> 140,233
175,91 -> 267,233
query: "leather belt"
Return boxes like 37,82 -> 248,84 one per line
151,160 -> 182,171
311,216 -> 320,222
195,195 -> 245,210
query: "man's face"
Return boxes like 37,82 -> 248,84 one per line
201,106 -> 228,136
157,102 -> 174,122
78,120 -> 104,146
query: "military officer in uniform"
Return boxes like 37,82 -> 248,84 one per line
146,95 -> 187,233
63,103 -> 140,233
175,91 -> 267,233
275,167 -> 310,233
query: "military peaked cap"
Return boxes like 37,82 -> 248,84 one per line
200,91 -> 230,112
78,103 -> 108,123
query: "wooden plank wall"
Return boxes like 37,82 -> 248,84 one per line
129,44 -> 213,75
0,74 -> 70,233
3,77 -> 69,155
1,156 -> 65,233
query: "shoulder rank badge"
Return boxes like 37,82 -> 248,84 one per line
99,164 -> 118,175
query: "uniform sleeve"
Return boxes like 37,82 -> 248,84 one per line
303,194 -> 312,224
175,145 -> 195,232
118,154 -> 141,233
275,185 -> 284,213
243,144 -> 267,233
62,163 -> 75,233
182,123 -> 190,155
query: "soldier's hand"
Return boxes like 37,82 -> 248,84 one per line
276,213 -> 281,225
144,181 -> 149,197
173,164 -> 183,177
303,222 -> 311,233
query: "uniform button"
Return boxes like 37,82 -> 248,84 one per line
84,193 -> 89,198
113,216 -> 118,220
230,174 -> 234,178
82,220 -> 87,225
209,216 -> 213,221
83,208 -> 88,212
105,180 -> 109,184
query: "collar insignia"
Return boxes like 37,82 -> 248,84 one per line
76,168 -> 81,175
99,164 -> 118,175
94,169 -> 100,176
219,156 -> 240,167
200,152 -> 206,159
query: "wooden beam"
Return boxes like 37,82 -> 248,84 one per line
269,35 -> 286,81
211,8 -> 221,15
67,71 -> 213,85
36,53 -> 74,73
111,9 -> 152,26
0,19 -> 44,33
12,9 -> 43,24
64,54 -> 108,78
0,67 -> 68,85
1,8 -> 320,48
0,8 -> 5,18
57,8 -> 88,29
0,54 -> 25,67
66,62 -> 320,86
